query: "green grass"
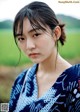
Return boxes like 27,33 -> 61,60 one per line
0,29 -> 31,66
59,29 -> 80,59
0,29 -> 80,66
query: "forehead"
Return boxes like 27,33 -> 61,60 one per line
17,18 -> 32,33
16,17 -> 51,35
23,18 -> 32,31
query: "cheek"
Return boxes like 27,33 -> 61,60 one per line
18,43 -> 26,52
38,37 -> 55,50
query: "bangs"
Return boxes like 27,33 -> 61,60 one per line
13,9 -> 46,37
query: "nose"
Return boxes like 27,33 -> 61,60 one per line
26,37 -> 35,50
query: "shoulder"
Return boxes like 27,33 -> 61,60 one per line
64,64 -> 80,111
11,64 -> 38,90
59,64 -> 80,84
62,64 -> 80,92
11,69 -> 28,90
9,69 -> 28,99
9,69 -> 28,111
57,64 -> 80,92
9,64 -> 38,111
64,64 -> 80,80
10,64 -> 38,95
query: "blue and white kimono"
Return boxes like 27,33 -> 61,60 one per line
9,64 -> 80,112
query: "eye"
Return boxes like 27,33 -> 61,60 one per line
17,37 -> 25,42
33,33 -> 41,38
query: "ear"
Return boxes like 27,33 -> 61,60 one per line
53,26 -> 61,41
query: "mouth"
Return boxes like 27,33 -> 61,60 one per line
28,53 -> 40,58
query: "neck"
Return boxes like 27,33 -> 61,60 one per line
38,53 -> 71,76
38,51 -> 58,74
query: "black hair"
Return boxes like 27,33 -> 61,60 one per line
13,1 -> 66,46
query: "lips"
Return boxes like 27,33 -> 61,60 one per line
28,53 -> 40,58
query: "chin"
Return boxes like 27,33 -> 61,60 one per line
31,58 -> 44,64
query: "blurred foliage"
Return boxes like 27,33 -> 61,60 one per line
0,20 -> 13,29
57,14 -> 80,29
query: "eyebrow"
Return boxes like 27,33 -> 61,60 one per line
15,34 -> 22,37
15,28 -> 41,37
28,28 -> 40,33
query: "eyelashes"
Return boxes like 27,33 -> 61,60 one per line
33,33 -> 41,38
17,33 -> 41,42
16,36 -> 25,43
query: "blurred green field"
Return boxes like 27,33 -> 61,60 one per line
59,29 -> 80,59
0,29 -> 32,66
0,29 -> 80,66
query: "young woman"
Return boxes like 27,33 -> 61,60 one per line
9,1 -> 80,112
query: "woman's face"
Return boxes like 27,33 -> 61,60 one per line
16,18 -> 57,63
